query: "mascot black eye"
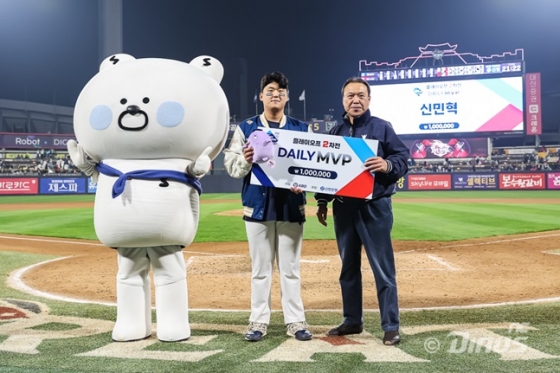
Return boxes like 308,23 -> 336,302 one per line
120,98 -> 127,105
143,97 -> 150,104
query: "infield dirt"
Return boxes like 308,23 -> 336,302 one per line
2,199 -> 560,310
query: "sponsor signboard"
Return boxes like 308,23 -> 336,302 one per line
39,178 -> 86,194
395,176 -> 408,191
407,174 -> 451,190
525,72 -> 542,135
499,173 -> 545,190
88,177 -> 98,193
546,172 -> 560,190
0,178 -> 38,195
453,173 -> 498,189
0,134 -> 76,150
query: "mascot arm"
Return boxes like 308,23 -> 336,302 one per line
223,126 -> 252,179
67,140 -> 100,183
187,146 -> 213,179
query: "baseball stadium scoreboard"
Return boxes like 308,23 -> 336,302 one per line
359,44 -> 541,140
361,61 -> 523,82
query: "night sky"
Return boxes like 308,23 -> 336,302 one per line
0,0 -> 559,131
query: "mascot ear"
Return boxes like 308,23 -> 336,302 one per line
99,54 -> 136,72
190,55 -> 224,83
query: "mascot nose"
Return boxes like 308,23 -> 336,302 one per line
127,105 -> 140,115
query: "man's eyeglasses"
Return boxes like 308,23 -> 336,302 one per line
265,89 -> 287,97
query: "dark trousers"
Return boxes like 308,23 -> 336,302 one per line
332,196 -> 400,331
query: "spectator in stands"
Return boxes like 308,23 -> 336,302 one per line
56,158 -> 65,172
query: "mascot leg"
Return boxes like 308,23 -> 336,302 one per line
112,248 -> 152,342
149,245 -> 190,342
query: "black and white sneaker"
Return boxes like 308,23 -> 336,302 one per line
245,322 -> 267,342
287,322 -> 313,341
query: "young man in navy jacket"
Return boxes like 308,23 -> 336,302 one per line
315,77 -> 409,345
224,71 -> 313,342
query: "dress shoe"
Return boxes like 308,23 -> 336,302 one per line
327,323 -> 363,336
383,330 -> 401,345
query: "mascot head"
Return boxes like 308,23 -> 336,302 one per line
73,54 -> 229,161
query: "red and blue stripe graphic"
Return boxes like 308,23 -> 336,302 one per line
335,137 -> 377,198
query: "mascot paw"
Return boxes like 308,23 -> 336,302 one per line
190,146 -> 213,178
67,140 -> 100,182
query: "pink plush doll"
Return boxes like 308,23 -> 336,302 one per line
246,130 -> 275,168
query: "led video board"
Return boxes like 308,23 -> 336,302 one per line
369,76 -> 524,136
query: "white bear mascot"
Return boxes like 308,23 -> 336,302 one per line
68,54 -> 229,342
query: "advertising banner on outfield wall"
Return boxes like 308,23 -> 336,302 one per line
0,134 -> 76,150
88,178 -> 97,194
453,173 -> 498,189
0,178 -> 38,195
407,174 -> 451,190
525,72 -> 542,135
547,173 -> 560,190
39,178 -> 86,194
395,176 -> 408,191
499,173 -> 545,189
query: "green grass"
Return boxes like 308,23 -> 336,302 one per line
393,190 -> 560,200
1,191 -> 560,372
1,250 -> 560,372
1,191 -> 559,242
0,194 -> 96,204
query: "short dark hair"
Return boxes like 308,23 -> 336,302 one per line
341,77 -> 370,96
260,71 -> 289,92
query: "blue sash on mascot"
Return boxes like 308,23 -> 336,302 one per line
96,162 -> 202,198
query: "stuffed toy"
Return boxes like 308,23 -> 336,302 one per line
246,129 -> 275,168
67,53 -> 229,342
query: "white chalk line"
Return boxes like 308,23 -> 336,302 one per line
426,254 -> 460,271
3,232 -> 560,312
0,235 -> 105,247
8,257 -> 116,307
9,255 -> 560,313
395,232 -> 560,253
185,256 -> 195,268
301,259 -> 330,263
0,235 -> 244,258
183,250 -> 243,257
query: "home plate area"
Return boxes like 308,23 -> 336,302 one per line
7,230 -> 560,311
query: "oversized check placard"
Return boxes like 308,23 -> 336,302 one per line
250,128 -> 379,198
